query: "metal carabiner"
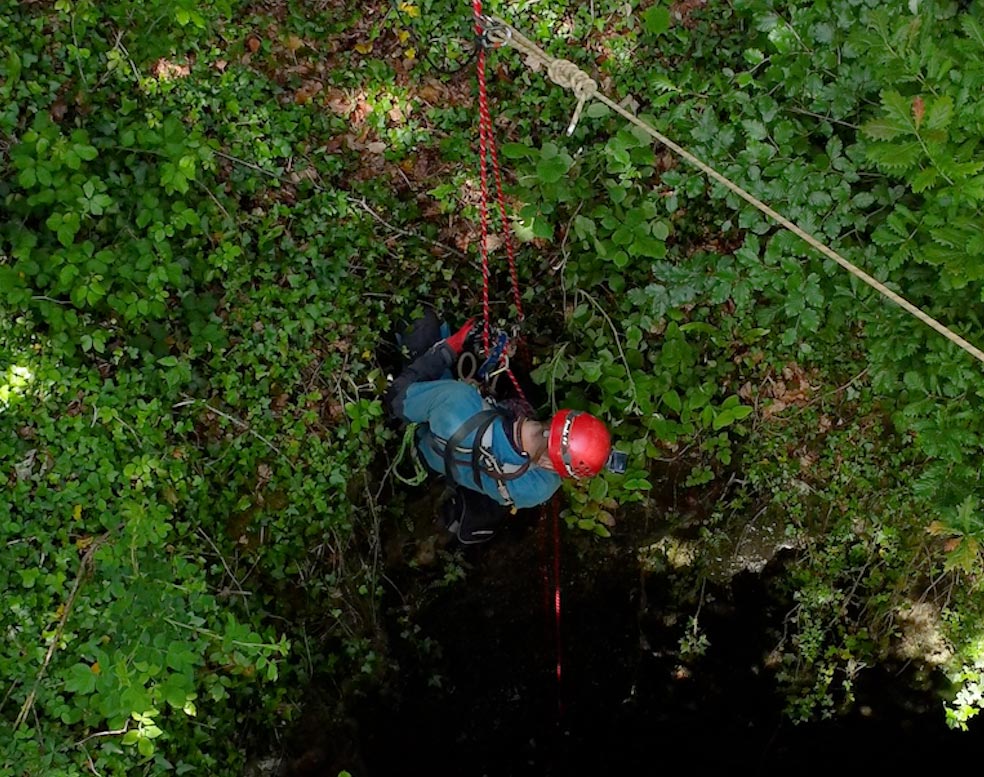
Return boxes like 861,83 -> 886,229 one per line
476,330 -> 509,381
475,14 -> 512,49
457,350 -> 479,382
485,351 -> 510,379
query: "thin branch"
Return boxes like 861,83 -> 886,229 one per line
213,149 -> 282,179
196,527 -> 251,615
575,289 -> 641,413
193,178 -> 232,222
72,721 -> 130,748
789,107 -> 859,131
174,397 -> 287,461
14,533 -> 112,730
349,196 -> 470,262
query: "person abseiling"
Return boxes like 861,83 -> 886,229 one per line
385,309 -> 624,544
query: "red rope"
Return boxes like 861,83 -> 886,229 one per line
473,5 -> 561,717
473,0 -> 491,354
550,493 -> 564,717
473,2 -> 527,400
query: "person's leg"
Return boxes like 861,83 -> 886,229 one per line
399,306 -> 448,361
441,487 -> 508,545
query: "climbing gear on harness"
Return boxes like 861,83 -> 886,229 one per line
456,328 -> 511,379
548,409 -> 612,479
476,328 -> 511,381
454,325 -> 518,400
474,13 -> 510,50
393,422 -> 429,486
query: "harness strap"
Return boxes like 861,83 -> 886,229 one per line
442,409 -> 501,488
435,410 -> 532,488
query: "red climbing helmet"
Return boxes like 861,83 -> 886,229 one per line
548,409 -> 612,479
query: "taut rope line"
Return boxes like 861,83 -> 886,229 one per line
481,15 -> 984,367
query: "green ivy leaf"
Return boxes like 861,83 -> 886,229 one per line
582,361 -> 602,383
861,119 -> 904,142
573,215 -> 596,239
137,735 -> 155,757
501,142 -> 532,159
963,15 -> 984,49
17,166 -> 36,188
910,167 -> 939,192
662,390 -> 682,413
536,153 -> 572,184
76,143 -> 98,161
65,663 -> 98,695
642,5 -> 671,36
589,476 -> 608,501
925,95 -> 954,132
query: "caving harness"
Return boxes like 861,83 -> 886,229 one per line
430,406 -> 529,507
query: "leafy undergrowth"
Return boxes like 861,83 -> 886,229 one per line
5,0 -> 984,774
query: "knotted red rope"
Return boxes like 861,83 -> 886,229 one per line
473,1 -> 526,402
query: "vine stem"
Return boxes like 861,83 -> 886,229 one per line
575,289 -> 641,414
13,533 -> 112,730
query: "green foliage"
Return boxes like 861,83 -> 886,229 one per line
8,0 -> 984,761
1,0 -> 436,772
490,0 -> 984,729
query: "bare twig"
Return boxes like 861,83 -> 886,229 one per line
193,178 -> 232,222
174,397 -> 287,461
197,528 -> 251,615
575,289 -> 641,413
72,721 -> 130,748
213,149 -> 282,179
788,107 -> 861,130
349,196 -> 471,262
14,533 -> 111,730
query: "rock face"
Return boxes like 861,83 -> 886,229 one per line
704,510 -> 809,583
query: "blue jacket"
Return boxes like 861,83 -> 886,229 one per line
393,348 -> 561,509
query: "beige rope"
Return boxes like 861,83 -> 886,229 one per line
487,16 -> 984,366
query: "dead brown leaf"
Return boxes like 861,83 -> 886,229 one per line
49,100 -> 68,122
294,80 -> 323,105
256,463 -> 272,491
325,89 -> 354,116
152,58 -> 191,80
387,104 -> 405,124
418,82 -> 444,104
484,234 -> 503,253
